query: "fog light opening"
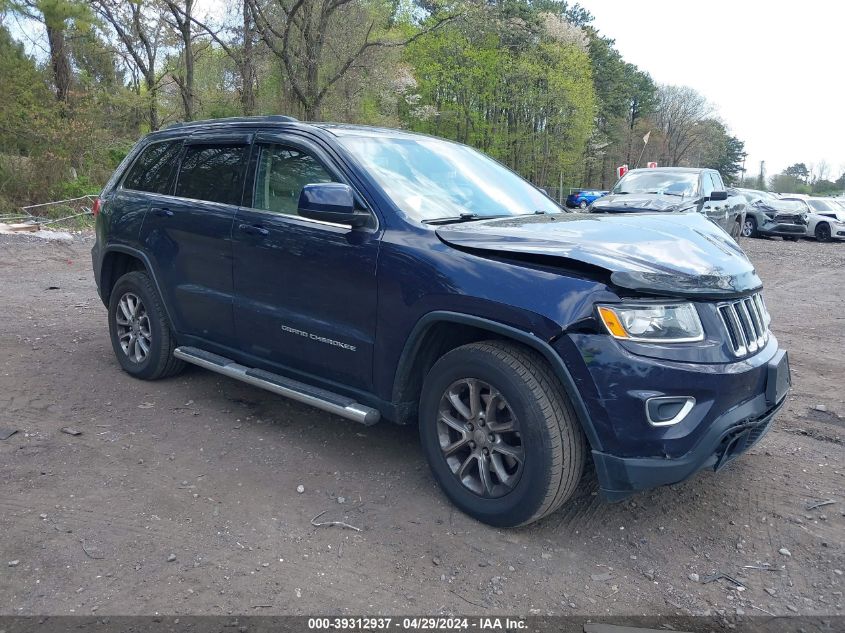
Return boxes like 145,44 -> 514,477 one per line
646,396 -> 696,427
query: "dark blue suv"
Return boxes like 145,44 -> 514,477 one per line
92,116 -> 790,527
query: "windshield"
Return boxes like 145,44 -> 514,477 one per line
612,171 -> 699,196
337,135 -> 561,221
809,199 -> 837,212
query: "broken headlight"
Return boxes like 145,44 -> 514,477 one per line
597,303 -> 704,343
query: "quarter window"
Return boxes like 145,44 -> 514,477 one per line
253,144 -> 335,216
123,141 -> 182,194
175,144 -> 247,205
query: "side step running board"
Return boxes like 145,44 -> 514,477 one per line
173,346 -> 380,425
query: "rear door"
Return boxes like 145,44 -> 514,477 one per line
138,133 -> 251,347
231,132 -> 380,391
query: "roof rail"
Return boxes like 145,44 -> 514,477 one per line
165,115 -> 298,129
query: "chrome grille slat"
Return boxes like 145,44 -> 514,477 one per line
718,292 -> 769,357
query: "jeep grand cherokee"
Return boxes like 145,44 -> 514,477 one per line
91,116 -> 790,527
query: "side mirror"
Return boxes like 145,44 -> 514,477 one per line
298,183 -> 369,228
709,190 -> 728,201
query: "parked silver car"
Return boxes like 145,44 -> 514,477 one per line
780,196 -> 845,242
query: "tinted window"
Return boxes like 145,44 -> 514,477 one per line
175,144 -> 247,205
253,144 -> 335,215
612,171 -> 699,196
123,141 -> 182,194
809,199 -> 836,212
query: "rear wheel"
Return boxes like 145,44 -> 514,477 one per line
579,200 -> 588,209
815,222 -> 832,242
741,216 -> 757,238
108,271 -> 184,380
418,341 -> 585,527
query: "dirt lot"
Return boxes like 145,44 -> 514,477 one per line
0,233 -> 842,619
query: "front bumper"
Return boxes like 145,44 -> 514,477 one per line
761,222 -> 806,236
593,392 -> 784,500
557,331 -> 790,500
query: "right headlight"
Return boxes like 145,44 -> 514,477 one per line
597,303 -> 704,343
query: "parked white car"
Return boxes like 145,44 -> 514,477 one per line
780,196 -> 845,242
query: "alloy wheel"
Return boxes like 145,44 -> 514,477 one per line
816,223 -> 831,242
742,219 -> 755,237
436,378 -> 524,498
114,292 -> 152,363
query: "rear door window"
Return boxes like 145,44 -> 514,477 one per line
175,144 -> 248,205
123,141 -> 182,194
253,144 -> 336,216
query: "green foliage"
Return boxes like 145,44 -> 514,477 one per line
704,133 -> 745,185
402,4 -> 595,189
784,162 -> 810,184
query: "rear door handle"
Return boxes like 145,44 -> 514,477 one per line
239,223 -> 269,236
152,207 -> 174,217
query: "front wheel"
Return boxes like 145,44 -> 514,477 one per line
419,341 -> 585,527
741,216 -> 758,238
815,222 -> 832,242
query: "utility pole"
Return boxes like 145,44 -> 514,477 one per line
758,160 -> 766,190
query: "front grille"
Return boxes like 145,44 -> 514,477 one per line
718,293 -> 769,357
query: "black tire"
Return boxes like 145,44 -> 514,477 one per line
108,271 -> 184,380
418,340 -> 585,527
741,216 -> 757,238
815,222 -> 832,242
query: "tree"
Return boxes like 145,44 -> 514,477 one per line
653,84 -> 713,166
699,127 -> 745,184
167,0 -> 258,115
93,0 -> 167,130
163,0 -> 196,121
403,5 -> 594,190
247,0 -> 457,120
5,0 -> 91,103
784,162 -> 809,184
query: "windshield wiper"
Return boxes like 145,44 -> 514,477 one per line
422,213 -> 511,225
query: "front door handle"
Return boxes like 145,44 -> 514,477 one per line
152,207 -> 174,217
239,223 -> 269,236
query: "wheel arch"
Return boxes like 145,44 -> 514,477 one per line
99,245 -> 176,331
391,311 -> 602,450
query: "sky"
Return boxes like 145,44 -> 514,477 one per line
582,0 -> 845,180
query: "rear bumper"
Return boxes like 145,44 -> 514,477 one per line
593,392 -> 784,501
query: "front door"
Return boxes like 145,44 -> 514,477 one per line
231,135 -> 380,391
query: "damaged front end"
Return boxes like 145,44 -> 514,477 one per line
436,211 -> 762,299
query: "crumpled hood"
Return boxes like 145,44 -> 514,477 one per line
590,193 -> 692,213
436,212 -> 762,297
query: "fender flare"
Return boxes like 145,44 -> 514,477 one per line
99,244 -> 177,332
394,311 -> 602,450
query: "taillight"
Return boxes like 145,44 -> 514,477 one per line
92,198 -> 101,217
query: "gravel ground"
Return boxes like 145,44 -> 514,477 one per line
0,232 -> 842,620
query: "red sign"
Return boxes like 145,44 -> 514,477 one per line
647,161 -> 658,168
617,164 -> 629,179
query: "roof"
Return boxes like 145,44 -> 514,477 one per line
625,166 -> 713,174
